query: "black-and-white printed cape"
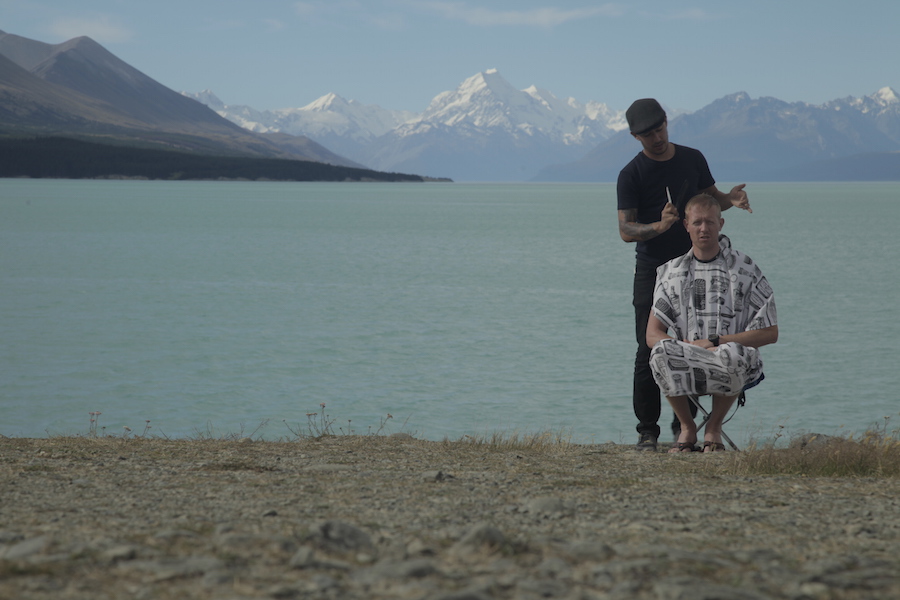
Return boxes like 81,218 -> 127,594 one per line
649,235 -> 777,397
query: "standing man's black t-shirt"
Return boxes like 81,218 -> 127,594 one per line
617,144 -> 715,266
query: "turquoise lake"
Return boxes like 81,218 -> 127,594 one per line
2,179 -> 898,445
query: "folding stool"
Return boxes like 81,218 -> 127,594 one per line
687,373 -> 764,451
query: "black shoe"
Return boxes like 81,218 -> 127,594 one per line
634,433 -> 658,452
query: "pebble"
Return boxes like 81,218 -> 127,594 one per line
0,435 -> 898,599
2,535 -> 50,560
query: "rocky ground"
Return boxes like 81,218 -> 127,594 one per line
1,434 -> 898,600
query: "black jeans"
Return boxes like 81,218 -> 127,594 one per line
632,260 -> 694,439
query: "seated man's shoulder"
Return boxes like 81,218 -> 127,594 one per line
728,247 -> 762,271
675,247 -> 700,267
658,253 -> 691,278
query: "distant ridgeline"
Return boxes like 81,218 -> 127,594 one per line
0,137 -> 441,182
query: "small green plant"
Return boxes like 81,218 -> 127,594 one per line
336,414 -> 397,436
311,403 -> 336,436
283,404 -> 401,439
283,403 -> 336,438
88,411 -> 103,437
119,421 -> 152,439
368,413 -> 395,436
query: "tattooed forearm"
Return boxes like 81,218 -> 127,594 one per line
618,209 -> 660,242
620,221 -> 660,241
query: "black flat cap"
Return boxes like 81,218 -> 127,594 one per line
626,98 -> 666,135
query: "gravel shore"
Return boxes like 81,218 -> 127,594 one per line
1,435 -> 898,599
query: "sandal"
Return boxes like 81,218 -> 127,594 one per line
669,442 -> 700,453
702,441 -> 726,452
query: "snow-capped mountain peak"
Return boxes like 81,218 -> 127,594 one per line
186,71 -> 899,183
874,86 -> 899,105
186,69 -> 625,158
189,89 -> 225,110
408,69 -> 620,143
826,86 -> 900,116
185,89 -> 416,141
186,69 -> 626,181
302,92 -> 351,112
421,69 -> 520,122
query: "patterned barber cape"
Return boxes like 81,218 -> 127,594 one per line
649,235 -> 777,397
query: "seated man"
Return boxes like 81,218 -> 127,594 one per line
646,193 -> 778,452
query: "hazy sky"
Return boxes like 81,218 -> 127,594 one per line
3,0 -> 898,113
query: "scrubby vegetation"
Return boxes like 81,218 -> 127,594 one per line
0,136 -> 430,182
67,406 -> 900,478
720,420 -> 900,478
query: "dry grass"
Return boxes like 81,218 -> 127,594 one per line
51,407 -> 900,479
719,422 -> 900,478
448,420 -> 900,479
449,428 -> 575,453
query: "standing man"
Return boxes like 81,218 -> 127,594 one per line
617,98 -> 751,451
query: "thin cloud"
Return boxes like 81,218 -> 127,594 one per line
294,2 -> 320,17
410,2 -> 624,27
295,1 -> 363,18
370,14 -> 408,31
639,8 -> 719,21
199,18 -> 246,32
670,8 -> 714,20
262,18 -> 287,32
295,1 -> 405,30
48,15 -> 133,43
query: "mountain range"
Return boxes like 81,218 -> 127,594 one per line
538,88 -> 900,182
192,73 -> 900,182
1,29 -> 897,182
0,29 -> 361,169
186,69 -> 630,181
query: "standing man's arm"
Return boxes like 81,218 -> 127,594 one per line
617,204 -> 680,242
700,183 -> 752,213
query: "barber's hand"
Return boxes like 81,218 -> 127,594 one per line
656,202 -> 680,233
730,184 -> 752,213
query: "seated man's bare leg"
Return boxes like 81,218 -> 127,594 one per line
666,395 -> 698,453
703,394 -> 740,452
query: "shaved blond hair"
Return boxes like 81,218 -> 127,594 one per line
684,193 -> 721,217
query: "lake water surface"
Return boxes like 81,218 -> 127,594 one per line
2,179 -> 898,445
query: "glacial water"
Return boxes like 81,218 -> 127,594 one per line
2,179 -> 898,445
